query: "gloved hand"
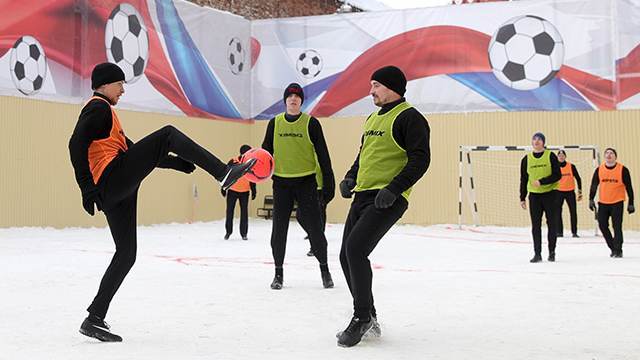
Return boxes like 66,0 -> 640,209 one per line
221,189 -> 227,197
82,188 -> 102,216
628,204 -> 635,215
577,190 -> 583,201
374,188 -> 397,209
339,178 -> 356,198
322,185 -> 335,204
174,158 -> 196,174
589,199 -> 596,212
251,191 -> 256,200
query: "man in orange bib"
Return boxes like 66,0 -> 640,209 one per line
588,148 -> 635,258
221,144 -> 256,240
69,63 -> 256,342
556,150 -> 583,238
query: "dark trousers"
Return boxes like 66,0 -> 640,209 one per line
340,191 -> 407,319
270,175 -> 328,268
296,190 -> 327,237
528,190 -> 559,255
88,125 -> 226,319
557,190 -> 578,236
597,201 -> 624,252
226,190 -> 249,237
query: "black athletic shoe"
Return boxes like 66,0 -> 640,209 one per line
557,233 -> 564,238
530,254 -> 542,263
306,248 -> 314,257
270,274 -> 283,290
613,250 -> 623,258
321,271 -> 334,289
220,158 -> 257,191
548,252 -> 556,262
79,315 -> 122,342
242,236 -> 248,241
336,314 -> 381,339
572,233 -> 580,238
610,250 -> 615,257
337,317 -> 374,347
224,233 -> 230,240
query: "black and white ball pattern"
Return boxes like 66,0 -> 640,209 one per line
105,3 -> 149,83
296,49 -> 322,79
227,37 -> 245,75
488,15 -> 564,91
9,36 -> 47,96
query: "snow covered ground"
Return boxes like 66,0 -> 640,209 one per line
1,220 -> 639,360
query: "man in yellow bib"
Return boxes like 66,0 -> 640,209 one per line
519,132 -> 561,263
261,83 -> 335,290
588,148 -> 635,257
336,66 -> 430,347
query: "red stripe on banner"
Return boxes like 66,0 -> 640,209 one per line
616,43 -> 640,103
557,66 -> 615,110
311,26 -> 492,117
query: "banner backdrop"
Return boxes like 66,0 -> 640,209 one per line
0,0 -> 639,120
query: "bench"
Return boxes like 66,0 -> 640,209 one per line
257,195 -> 297,219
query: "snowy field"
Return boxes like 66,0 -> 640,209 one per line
1,219 -> 639,360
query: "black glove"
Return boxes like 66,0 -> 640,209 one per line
374,188 -> 397,209
82,188 -> 102,216
339,178 -> 356,198
628,204 -> 635,215
588,199 -> 596,212
251,191 -> 256,200
322,185 -> 335,204
221,189 -> 227,197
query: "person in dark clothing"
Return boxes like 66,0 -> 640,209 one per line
296,164 -> 326,257
336,66 -> 430,348
556,150 -> 583,237
69,63 -> 255,342
261,83 -> 336,290
520,132 -> 561,263
588,148 -> 635,258
221,144 -> 257,240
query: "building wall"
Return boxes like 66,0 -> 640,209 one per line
2,95 -> 639,230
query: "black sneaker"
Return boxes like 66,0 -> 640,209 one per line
242,236 -> 248,241
270,274 -> 283,290
224,233 -> 230,240
610,250 -> 615,258
557,233 -> 564,238
613,250 -> 623,258
548,252 -> 556,262
220,158 -> 257,191
337,317 -> 374,347
572,233 -> 580,238
530,254 -> 542,263
79,315 -> 122,342
321,271 -> 334,289
306,248 -> 314,257
336,314 -> 381,339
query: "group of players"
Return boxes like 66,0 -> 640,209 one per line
69,63 -> 430,347
520,133 -> 634,262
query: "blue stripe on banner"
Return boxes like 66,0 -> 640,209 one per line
448,72 -> 594,111
155,0 -> 241,118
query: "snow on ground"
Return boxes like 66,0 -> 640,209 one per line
1,220 -> 639,360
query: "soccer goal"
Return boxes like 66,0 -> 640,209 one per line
458,145 -> 600,234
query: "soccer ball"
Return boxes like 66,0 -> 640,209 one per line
227,37 -> 245,75
9,36 -> 47,96
296,50 -> 322,78
241,148 -> 273,183
488,15 -> 564,91
105,3 -> 149,83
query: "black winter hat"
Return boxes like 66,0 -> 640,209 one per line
91,62 -> 125,90
371,65 -> 407,96
605,147 -> 617,157
532,132 -> 546,144
283,83 -> 304,104
240,144 -> 252,155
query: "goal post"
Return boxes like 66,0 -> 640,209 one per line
458,145 -> 600,234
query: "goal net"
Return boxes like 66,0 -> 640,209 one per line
458,145 -> 599,233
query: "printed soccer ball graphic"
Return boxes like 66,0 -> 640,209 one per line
296,49 -> 322,78
105,3 -> 149,83
9,36 -> 47,96
488,15 -> 564,91
227,37 -> 245,75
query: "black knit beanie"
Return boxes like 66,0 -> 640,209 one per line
91,62 -> 125,90
605,147 -> 617,157
370,65 -> 407,96
283,83 -> 304,104
532,132 -> 546,144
